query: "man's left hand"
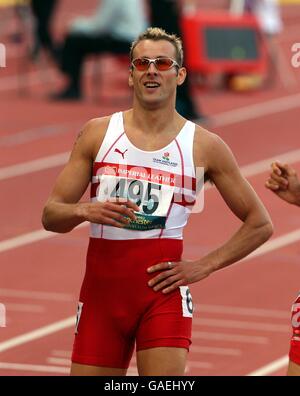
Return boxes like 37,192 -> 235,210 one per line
147,260 -> 211,294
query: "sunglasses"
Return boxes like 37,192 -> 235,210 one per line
131,57 -> 180,71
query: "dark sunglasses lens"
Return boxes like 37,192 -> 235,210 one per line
133,59 -> 150,70
155,58 -> 174,70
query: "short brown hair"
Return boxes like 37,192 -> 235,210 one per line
130,27 -> 184,67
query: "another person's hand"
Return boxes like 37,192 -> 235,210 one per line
265,161 -> 300,206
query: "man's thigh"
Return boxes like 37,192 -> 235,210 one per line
136,347 -> 188,376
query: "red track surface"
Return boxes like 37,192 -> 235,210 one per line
0,1 -> 300,376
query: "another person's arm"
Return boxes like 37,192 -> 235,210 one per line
42,118 -> 139,233
265,161 -> 300,206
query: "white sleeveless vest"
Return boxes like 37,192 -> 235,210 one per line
90,112 -> 197,240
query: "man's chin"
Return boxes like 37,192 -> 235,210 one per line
141,96 -> 166,109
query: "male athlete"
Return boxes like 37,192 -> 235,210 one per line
42,28 -> 273,376
266,161 -> 300,376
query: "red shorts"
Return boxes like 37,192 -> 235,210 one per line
71,238 -> 193,369
289,293 -> 300,365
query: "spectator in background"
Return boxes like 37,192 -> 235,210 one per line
245,0 -> 283,84
51,0 -> 148,100
149,0 -> 206,122
226,0 -> 283,91
230,0 -> 283,89
245,0 -> 283,35
30,0 -> 58,61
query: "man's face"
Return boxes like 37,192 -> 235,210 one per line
129,39 -> 186,109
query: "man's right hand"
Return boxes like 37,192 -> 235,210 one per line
78,199 -> 140,228
265,161 -> 300,206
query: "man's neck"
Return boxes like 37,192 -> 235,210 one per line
128,101 -> 183,136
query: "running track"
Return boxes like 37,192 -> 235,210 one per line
0,0 -> 300,376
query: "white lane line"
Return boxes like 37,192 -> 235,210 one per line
191,346 -> 242,356
0,68 -> 57,92
192,331 -> 269,344
186,361 -> 213,369
0,229 -> 58,253
5,303 -> 45,313
0,155 -> 298,353
0,149 -> 299,255
211,93 -> 300,127
0,361 -> 69,374
127,367 -> 138,376
0,58 -> 110,92
243,228 -> 300,263
0,288 -> 75,302
240,149 -> 300,178
247,355 -> 289,376
0,152 -> 69,181
193,318 -> 290,333
1,146 -> 300,184
1,225 -> 299,278
51,350 -> 71,358
0,222 -> 87,254
201,149 -> 300,193
196,304 -> 289,319
46,357 -> 70,366
0,124 -> 76,147
0,223 -> 300,352
0,316 -> 75,353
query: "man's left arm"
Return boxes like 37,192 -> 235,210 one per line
148,132 -> 273,293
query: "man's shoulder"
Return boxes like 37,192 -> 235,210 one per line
82,115 -> 112,137
79,115 -> 114,145
193,124 -> 223,151
193,124 -> 232,171
74,115 -> 113,159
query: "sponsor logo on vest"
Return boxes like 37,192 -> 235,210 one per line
153,152 -> 178,167
162,152 -> 170,161
114,148 -> 128,159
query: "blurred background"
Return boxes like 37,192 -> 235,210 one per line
0,0 -> 300,376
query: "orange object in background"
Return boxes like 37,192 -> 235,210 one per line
181,12 -> 268,77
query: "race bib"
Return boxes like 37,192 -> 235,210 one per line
97,174 -> 174,231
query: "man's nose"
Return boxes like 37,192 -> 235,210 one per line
147,61 -> 157,74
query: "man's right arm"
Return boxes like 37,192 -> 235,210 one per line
42,118 -> 139,233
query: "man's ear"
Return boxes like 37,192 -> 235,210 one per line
128,68 -> 134,87
177,67 -> 187,87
